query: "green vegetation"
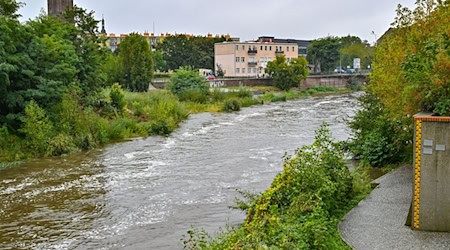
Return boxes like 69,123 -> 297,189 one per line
182,124 -> 372,249
116,33 -> 154,91
166,67 -> 209,102
266,55 -> 309,91
156,35 -> 230,71
348,0 -> 450,167
307,35 -> 374,73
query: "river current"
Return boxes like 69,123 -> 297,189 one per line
0,93 -> 358,249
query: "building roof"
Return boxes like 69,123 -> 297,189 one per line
257,36 -> 312,48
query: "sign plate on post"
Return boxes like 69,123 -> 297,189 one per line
353,58 -> 361,69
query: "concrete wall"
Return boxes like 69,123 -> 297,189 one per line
151,74 -> 368,90
302,74 -> 367,89
412,114 -> 450,232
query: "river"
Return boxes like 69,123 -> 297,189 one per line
0,93 -> 358,249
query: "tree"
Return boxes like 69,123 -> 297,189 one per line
117,33 -> 154,92
156,35 -> 228,71
339,35 -> 374,70
0,4 -> 106,128
0,0 -> 23,18
370,0 -> 450,117
167,67 -> 209,96
266,55 -> 309,91
307,37 -> 341,73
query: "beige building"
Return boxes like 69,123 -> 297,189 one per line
215,39 -> 299,77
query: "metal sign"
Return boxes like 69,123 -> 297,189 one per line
353,58 -> 361,69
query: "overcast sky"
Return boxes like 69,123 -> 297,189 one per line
18,0 -> 416,44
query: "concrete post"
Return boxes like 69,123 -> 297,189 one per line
412,113 -> 450,232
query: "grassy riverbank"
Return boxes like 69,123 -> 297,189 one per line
182,124 -> 373,249
0,86 -> 349,163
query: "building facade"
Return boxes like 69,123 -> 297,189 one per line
215,40 -> 298,77
257,36 -> 312,57
48,0 -> 73,16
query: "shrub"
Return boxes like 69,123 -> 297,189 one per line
178,88 -> 209,103
222,99 -> 241,112
48,133 -> 76,156
205,123 -> 355,249
271,95 -> 287,102
20,100 -> 54,155
266,55 -> 309,91
166,67 -> 209,99
234,87 -> 253,98
347,93 -> 410,167
210,88 -> 226,102
110,83 -> 126,111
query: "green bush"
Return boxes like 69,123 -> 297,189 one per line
434,99 -> 450,116
210,88 -> 226,102
110,83 -> 126,111
178,88 -> 209,103
222,99 -> 241,112
48,133 -> 76,156
20,100 -> 55,155
150,120 -> 171,136
271,95 -> 287,102
204,123 -> 355,249
347,93 -> 410,167
233,87 -> 253,98
166,67 -> 209,99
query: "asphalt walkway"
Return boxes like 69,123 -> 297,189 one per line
339,165 -> 450,250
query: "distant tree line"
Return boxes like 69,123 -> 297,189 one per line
307,35 -> 374,73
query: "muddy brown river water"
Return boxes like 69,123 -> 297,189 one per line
0,93 -> 358,249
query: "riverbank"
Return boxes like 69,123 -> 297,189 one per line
0,86 -> 351,165
184,124 -> 374,249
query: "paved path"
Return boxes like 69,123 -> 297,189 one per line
339,165 -> 450,250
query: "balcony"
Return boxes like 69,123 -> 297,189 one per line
275,50 -> 284,55
248,49 -> 257,54
248,62 -> 258,67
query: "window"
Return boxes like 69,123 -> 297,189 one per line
248,68 -> 252,73
235,45 -> 239,51
292,46 -> 295,52
253,68 -> 257,73
236,68 -> 240,73
265,46 -> 267,51
287,46 -> 289,52
242,68 -> 245,73
269,46 -> 272,51
260,45 -> 263,50
241,57 -> 245,62
249,57 -> 255,63
242,45 -> 245,50
236,57 -> 240,62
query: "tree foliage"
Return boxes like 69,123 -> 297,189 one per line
0,0 -> 23,18
266,55 -> 309,91
156,35 -> 228,71
307,35 -> 374,73
166,67 -> 208,102
117,33 -> 154,92
307,36 -> 341,73
370,0 -> 450,117
0,3 -> 106,128
349,0 -> 450,167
